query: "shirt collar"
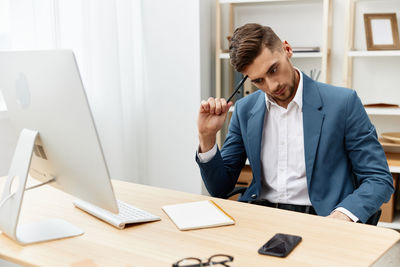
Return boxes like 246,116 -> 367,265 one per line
265,67 -> 303,111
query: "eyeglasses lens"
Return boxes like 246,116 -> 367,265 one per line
176,258 -> 202,267
209,255 -> 233,266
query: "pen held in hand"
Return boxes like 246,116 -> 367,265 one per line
226,75 -> 248,103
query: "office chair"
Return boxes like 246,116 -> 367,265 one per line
364,209 -> 381,226
226,187 -> 247,199
226,187 -> 382,226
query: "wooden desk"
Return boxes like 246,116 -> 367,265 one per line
0,180 -> 399,267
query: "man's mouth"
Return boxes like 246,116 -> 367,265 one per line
275,86 -> 286,96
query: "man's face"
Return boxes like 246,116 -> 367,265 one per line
242,42 -> 299,108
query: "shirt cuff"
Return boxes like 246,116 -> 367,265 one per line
334,207 -> 359,222
197,144 -> 217,163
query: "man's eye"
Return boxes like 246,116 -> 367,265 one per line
270,67 -> 277,74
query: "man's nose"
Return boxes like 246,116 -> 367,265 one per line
267,79 -> 279,93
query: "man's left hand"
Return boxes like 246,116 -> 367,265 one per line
327,211 -> 352,222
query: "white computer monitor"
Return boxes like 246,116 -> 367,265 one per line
0,50 -> 120,244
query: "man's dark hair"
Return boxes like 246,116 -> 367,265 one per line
229,23 -> 282,72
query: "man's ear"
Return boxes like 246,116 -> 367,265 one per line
282,40 -> 293,58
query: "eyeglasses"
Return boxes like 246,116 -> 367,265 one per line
172,254 -> 234,267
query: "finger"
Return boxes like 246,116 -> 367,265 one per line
208,97 -> 216,115
220,98 -> 228,113
227,101 -> 233,112
215,98 -> 222,115
200,100 -> 209,113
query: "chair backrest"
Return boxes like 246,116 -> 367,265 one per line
365,209 -> 382,226
226,187 -> 247,200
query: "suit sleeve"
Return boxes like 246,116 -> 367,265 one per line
336,90 -> 394,222
196,106 -> 247,198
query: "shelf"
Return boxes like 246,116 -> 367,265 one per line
292,52 -> 322,58
220,53 -> 230,59
390,166 -> 400,173
378,212 -> 400,230
219,0 -> 298,4
386,153 -> 400,173
219,0 -> 324,4
366,108 -> 400,116
348,50 -> 400,57
220,52 -> 322,59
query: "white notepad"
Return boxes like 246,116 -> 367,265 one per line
162,200 -> 235,231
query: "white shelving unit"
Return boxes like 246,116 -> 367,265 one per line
390,166 -> 400,174
366,108 -> 400,116
348,50 -> 400,57
219,0 -> 296,3
343,0 -> 400,89
219,53 -> 230,59
378,212 -> 400,230
292,52 -> 323,58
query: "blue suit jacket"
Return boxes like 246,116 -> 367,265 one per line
197,73 -> 394,223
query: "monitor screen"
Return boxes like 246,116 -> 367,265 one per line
0,50 -> 119,214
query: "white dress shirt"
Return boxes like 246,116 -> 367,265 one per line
260,69 -> 310,205
198,68 -> 358,222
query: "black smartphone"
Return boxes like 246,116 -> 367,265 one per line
258,233 -> 302,257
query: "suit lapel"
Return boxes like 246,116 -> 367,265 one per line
302,74 -> 325,187
247,93 -> 266,184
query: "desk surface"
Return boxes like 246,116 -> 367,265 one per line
0,179 -> 399,267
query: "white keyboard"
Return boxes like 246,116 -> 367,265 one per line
73,199 -> 161,229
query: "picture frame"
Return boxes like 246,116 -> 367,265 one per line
363,13 -> 400,50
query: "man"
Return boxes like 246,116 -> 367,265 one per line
196,23 -> 394,223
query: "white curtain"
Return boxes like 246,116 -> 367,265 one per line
0,0 -> 146,182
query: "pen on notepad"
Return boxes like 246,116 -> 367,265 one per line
226,75 -> 248,103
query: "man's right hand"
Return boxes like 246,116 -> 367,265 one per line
197,97 -> 233,153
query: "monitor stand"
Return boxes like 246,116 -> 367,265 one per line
0,129 -> 83,245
